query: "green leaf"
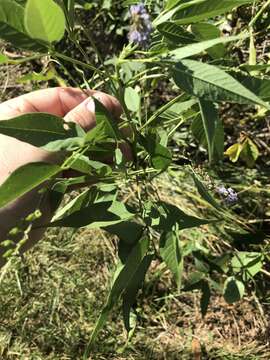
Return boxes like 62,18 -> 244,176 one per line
173,0 -> 256,25
191,113 -> 224,162
158,99 -> 197,122
169,34 -> 245,60
105,221 -> 145,263
200,279 -> 211,317
153,201 -> 211,231
231,252 -> 263,281
84,97 -> 121,144
140,134 -> 172,170
157,21 -> 196,44
172,60 -> 270,109
24,0 -> 65,43
49,201 -> 134,228
225,143 -> 243,163
124,87 -> 140,112
88,237 -> 150,345
191,22 -> 226,59
122,254 -> 153,332
0,0 -> 45,51
0,113 -> 77,149
223,276 -> 245,304
0,162 -> 61,209
160,230 -> 183,289
17,70 -> 56,83
240,138 -> 259,167
191,170 -> 221,209
198,99 -> 223,163
52,188 -> 97,222
230,70 -> 270,101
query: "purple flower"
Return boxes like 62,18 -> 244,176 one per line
225,188 -> 238,205
130,4 -> 147,15
216,185 -> 238,205
128,3 -> 152,48
216,185 -> 228,196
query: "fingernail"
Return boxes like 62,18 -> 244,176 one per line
86,98 -> 95,113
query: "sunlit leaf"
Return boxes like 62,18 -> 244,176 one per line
173,60 -> 270,108
160,230 -> 183,289
0,162 -> 61,209
24,0 -> 65,43
0,0 -> 46,51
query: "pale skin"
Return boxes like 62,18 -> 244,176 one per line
0,87 -> 122,266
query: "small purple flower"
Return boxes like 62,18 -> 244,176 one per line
128,3 -> 152,48
216,185 -> 228,196
130,4 -> 147,16
225,188 -> 238,205
216,185 -> 238,205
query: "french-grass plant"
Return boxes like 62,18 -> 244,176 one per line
0,0 -> 269,354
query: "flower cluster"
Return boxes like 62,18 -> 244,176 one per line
128,3 -> 152,47
216,185 -> 238,205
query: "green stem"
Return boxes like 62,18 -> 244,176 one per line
249,0 -> 270,27
140,93 -> 185,130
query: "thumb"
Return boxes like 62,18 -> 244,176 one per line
64,92 -> 122,131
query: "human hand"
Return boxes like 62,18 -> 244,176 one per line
0,87 -> 122,265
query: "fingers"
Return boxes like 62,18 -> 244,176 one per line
0,87 -> 90,120
0,87 -> 123,132
64,92 -> 122,131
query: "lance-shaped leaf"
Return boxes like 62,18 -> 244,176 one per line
0,162 -> 61,209
198,99 -> 224,163
191,113 -> 224,162
122,254 -> 153,332
0,113 -> 78,148
169,34 -> 246,60
88,237 -> 150,345
159,201 -> 211,230
49,201 -> 134,229
157,21 -> 196,44
191,22 -> 226,59
160,230 -> 183,289
24,0 -> 66,43
0,0 -> 46,51
229,70 -> 270,101
172,59 -> 270,109
173,0 -> 256,25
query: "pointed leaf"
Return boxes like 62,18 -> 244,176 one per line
89,237 -> 150,344
173,0 -> 256,25
0,113 -> 77,148
160,231 -> 183,288
157,21 -> 196,44
49,200 -> 134,229
122,254 -> 153,332
173,59 -> 270,108
191,22 -> 226,59
0,162 -> 61,208
169,34 -> 245,60
198,99 -> 223,163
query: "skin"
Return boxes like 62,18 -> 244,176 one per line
0,87 -> 122,267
